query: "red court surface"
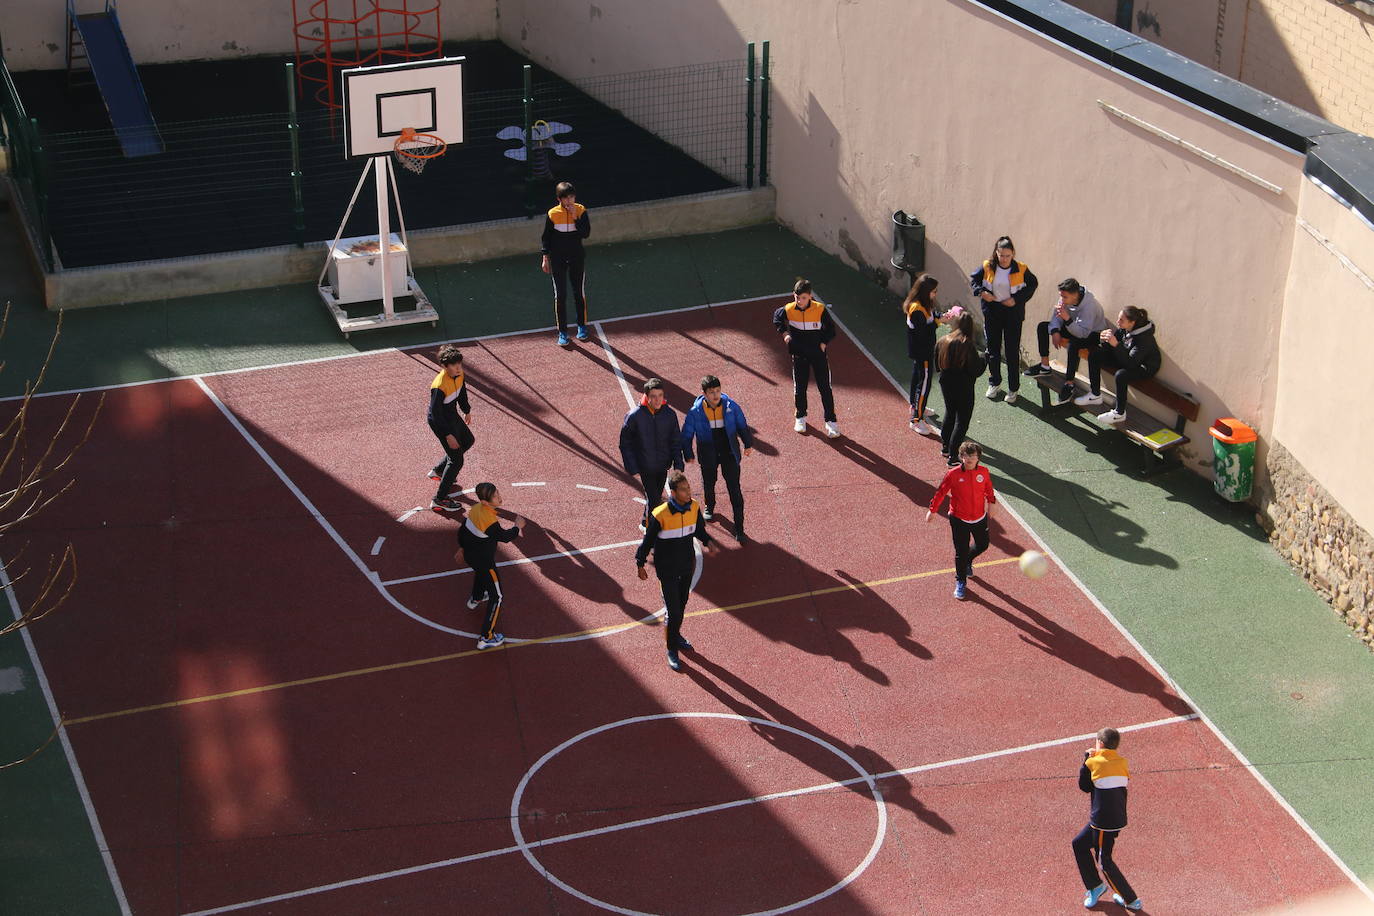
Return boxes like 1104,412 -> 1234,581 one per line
8,298 -> 1359,914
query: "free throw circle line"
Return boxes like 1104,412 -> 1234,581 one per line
509,712 -> 886,916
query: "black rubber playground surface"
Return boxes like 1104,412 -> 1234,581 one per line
14,40 -> 737,267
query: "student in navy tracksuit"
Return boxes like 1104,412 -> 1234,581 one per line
1072,727 -> 1142,911
680,374 -> 755,541
457,482 -> 525,650
635,470 -> 718,671
539,181 -> 591,346
773,278 -> 841,438
619,377 -> 684,529
902,273 -> 941,435
426,344 -> 475,513
968,235 -> 1038,403
926,440 -> 996,601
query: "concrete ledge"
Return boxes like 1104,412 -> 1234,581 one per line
41,186 -> 776,310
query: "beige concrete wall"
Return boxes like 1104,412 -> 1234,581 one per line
1272,179 -> 1374,533
501,0 -> 1306,471
1062,0 -> 1374,138
0,0 -> 498,71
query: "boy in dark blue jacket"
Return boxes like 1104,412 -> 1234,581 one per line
680,375 -> 755,541
618,377 -> 684,530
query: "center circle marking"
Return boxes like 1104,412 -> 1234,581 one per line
509,712 -> 887,916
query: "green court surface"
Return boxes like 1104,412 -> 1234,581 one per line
1,217 -> 1371,912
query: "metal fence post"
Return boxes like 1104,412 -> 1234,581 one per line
758,41 -> 770,188
28,116 -> 52,270
745,42 -> 755,190
523,64 -> 537,215
286,62 -> 306,247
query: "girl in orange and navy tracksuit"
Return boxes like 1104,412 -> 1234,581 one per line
927,440 -> 996,601
903,273 -> 940,432
458,483 -> 524,650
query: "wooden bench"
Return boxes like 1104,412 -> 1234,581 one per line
1029,351 -> 1200,475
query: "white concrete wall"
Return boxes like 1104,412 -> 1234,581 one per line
0,0 -> 498,70
1273,180 -> 1374,533
501,0 -> 1307,471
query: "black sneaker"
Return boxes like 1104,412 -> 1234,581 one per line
735,529 -> 749,543
667,649 -> 682,671
1057,384 -> 1075,404
947,457 -> 960,467
430,497 -> 462,512
701,506 -> 714,521
1023,364 -> 1051,377
674,636 -> 694,652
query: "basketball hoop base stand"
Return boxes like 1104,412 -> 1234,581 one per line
317,156 -> 438,337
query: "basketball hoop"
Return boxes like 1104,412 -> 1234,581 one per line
393,127 -> 447,174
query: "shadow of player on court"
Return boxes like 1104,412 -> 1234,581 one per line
976,443 -> 1179,569
684,653 -> 955,835
967,578 -> 1193,717
693,536 -> 932,686
568,342 -> 698,410
516,521 -> 648,624
823,435 -> 934,508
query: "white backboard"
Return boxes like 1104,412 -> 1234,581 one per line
341,57 -> 464,158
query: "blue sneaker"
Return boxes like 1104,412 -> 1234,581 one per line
476,632 -> 505,650
1112,894 -> 1141,910
953,580 -> 967,600
1083,883 -> 1108,907
557,331 -> 570,347
575,325 -> 590,341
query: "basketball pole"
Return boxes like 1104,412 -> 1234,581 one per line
376,156 -> 394,321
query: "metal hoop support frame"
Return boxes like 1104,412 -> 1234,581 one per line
393,126 -> 447,173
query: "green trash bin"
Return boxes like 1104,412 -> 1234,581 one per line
1209,417 -> 1257,501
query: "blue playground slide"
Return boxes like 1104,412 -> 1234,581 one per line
70,0 -> 162,157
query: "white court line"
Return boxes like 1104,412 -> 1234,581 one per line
594,321 -> 638,411
191,377 -> 474,638
632,497 -> 647,505
832,313 -> 1374,902
180,713 -> 1193,916
2,293 -> 792,404
394,507 -> 423,523
369,537 -> 385,556
576,484 -> 608,492
2,562 -> 132,916
382,539 -> 643,586
510,481 -> 545,487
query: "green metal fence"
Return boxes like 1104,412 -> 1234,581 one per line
0,47 -> 53,271
11,49 -> 775,270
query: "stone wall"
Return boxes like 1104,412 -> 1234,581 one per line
1258,441 -> 1374,649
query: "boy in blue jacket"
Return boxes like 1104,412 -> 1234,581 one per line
618,377 -> 684,530
680,375 -> 755,541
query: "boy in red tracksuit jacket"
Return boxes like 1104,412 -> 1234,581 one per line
926,441 -> 996,600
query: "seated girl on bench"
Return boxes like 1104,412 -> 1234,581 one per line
1073,306 -> 1161,425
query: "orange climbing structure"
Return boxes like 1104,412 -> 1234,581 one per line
292,0 -> 443,118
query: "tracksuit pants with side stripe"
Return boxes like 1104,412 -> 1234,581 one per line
470,566 -> 503,639
791,352 -> 836,422
549,253 -> 588,334
659,573 -> 692,648
1072,824 -> 1137,904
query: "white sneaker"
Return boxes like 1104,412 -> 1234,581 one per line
466,596 -> 487,610
793,417 -> 807,434
924,406 -> 936,417
638,522 -> 647,534
1073,391 -> 1103,406
700,506 -> 713,520
910,420 -> 932,435
824,421 -> 841,438
1004,390 -> 1019,405
1098,408 -> 1127,424
985,384 -> 1003,400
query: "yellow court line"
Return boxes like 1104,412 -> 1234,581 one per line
67,556 -> 1019,726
